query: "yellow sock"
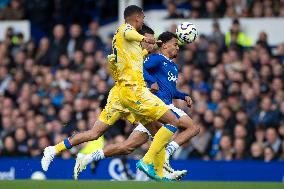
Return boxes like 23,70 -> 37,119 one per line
155,147 -> 165,178
143,125 -> 176,164
55,142 -> 67,153
55,138 -> 72,154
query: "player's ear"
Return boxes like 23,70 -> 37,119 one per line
135,14 -> 140,22
162,42 -> 168,50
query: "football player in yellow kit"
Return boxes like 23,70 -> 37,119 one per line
111,5 -> 191,181
41,5 -> 195,181
40,6 -> 156,174
73,25 -> 200,181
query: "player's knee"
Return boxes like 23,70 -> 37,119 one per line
167,117 -> 180,127
192,124 -> 200,136
183,121 -> 200,136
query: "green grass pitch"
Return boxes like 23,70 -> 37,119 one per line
0,180 -> 283,189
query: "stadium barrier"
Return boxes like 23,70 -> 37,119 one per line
0,158 -> 283,182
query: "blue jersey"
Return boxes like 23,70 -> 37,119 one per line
143,53 -> 188,105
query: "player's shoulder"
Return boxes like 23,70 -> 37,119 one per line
144,54 -> 161,63
120,23 -> 134,31
116,23 -> 131,34
147,53 -> 165,60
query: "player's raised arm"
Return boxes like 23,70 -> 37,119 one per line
124,25 -> 156,44
124,24 -> 145,42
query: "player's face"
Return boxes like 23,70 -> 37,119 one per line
141,33 -> 155,53
136,13 -> 145,30
165,38 -> 179,59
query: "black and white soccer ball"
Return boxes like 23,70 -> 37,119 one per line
176,22 -> 198,44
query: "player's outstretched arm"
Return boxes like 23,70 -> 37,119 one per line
124,25 -> 144,42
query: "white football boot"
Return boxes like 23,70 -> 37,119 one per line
73,153 -> 90,180
41,146 -> 56,171
164,159 -> 188,180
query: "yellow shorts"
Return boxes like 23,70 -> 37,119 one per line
98,85 -> 135,125
118,85 -> 168,125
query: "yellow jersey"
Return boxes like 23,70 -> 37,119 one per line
112,23 -> 145,86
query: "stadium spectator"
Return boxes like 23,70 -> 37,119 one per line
264,146 -> 276,162
48,24 -> 67,66
225,19 -> 252,47
189,120 -> 211,159
233,138 -> 249,160
215,134 -> 233,161
253,97 -> 278,127
250,142 -> 264,160
86,21 -> 104,50
1,136 -> 18,156
203,0 -> 219,18
209,115 -> 227,159
14,128 -> 29,156
208,21 -> 225,50
265,127 -> 282,155
165,1 -> 184,19
66,24 -> 85,59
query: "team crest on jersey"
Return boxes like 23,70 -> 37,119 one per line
168,71 -> 178,82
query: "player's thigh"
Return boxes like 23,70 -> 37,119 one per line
138,87 -> 170,123
119,86 -> 169,124
99,88 -> 131,125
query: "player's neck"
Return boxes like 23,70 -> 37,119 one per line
160,51 -> 171,60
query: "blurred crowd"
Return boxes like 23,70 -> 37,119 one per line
0,0 -> 284,162
0,0 -> 118,32
164,0 -> 284,19
1,0 -> 283,23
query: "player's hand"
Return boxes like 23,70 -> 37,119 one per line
185,96 -> 193,108
143,36 -> 156,44
155,40 -> 162,46
107,54 -> 116,63
150,82 -> 159,93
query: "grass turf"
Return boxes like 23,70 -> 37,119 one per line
0,180 -> 283,189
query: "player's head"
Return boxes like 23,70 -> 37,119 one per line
139,24 -> 155,53
157,31 -> 179,59
139,24 -> 154,36
124,5 -> 144,30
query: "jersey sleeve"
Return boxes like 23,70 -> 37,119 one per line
174,88 -> 188,100
123,24 -> 144,42
143,55 -> 160,85
142,49 -> 149,58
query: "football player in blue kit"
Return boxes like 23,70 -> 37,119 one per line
74,30 -> 200,181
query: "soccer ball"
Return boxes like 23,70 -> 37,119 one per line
176,22 -> 198,44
